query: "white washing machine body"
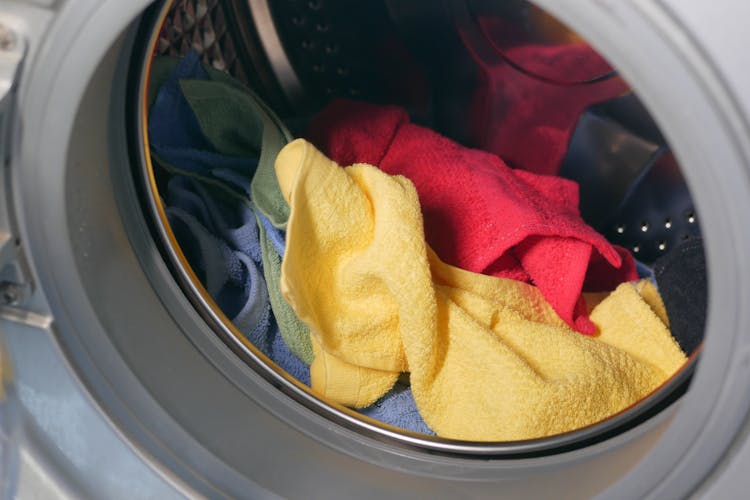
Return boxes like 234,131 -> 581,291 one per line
0,0 -> 749,498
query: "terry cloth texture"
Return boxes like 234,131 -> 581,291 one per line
275,139 -> 687,441
359,382 -> 434,435
149,53 -> 432,433
148,52 -> 313,365
653,238 -> 707,355
463,16 -> 629,176
164,175 -> 311,385
307,99 -> 637,334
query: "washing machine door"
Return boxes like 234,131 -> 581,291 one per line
1,0 -> 750,498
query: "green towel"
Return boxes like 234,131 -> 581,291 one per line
148,56 -> 313,364
179,79 -> 290,229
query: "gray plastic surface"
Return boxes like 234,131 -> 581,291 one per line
2,316 -> 183,500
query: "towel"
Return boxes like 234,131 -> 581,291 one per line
307,100 -> 637,334
148,53 -> 314,365
163,174 -> 310,384
653,238 -> 706,355
276,139 -> 687,441
359,383 -> 434,435
461,16 -> 630,176
148,52 -> 257,176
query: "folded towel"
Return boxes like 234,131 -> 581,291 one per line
148,52 -> 314,365
307,100 -> 637,334
276,139 -> 687,441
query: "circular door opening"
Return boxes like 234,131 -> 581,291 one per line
129,0 -> 706,456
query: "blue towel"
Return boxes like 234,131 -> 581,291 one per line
167,176 -> 262,263
211,167 -> 288,256
359,383 -> 434,435
165,176 -> 310,384
165,177 -> 265,322
150,51 -> 432,434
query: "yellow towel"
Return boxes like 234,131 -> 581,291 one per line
276,139 -> 687,441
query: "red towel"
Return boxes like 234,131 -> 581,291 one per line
307,100 -> 637,334
458,17 -> 630,176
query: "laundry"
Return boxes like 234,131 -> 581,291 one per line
460,15 -> 630,176
157,156 -> 433,431
653,238 -> 707,355
275,138 -> 687,441
148,51 -> 258,176
359,383 -> 434,435
149,53 -> 432,434
206,170 -> 315,368
163,174 -> 310,385
307,99 -> 637,334
148,52 -> 314,365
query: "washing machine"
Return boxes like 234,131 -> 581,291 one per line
0,0 -> 749,498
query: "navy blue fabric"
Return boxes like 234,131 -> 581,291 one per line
149,51 -> 210,150
150,52 -> 433,434
653,238 -> 706,355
